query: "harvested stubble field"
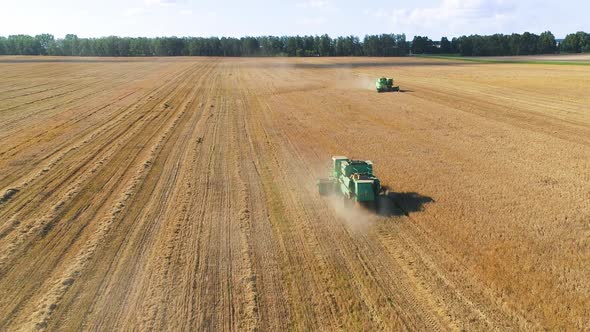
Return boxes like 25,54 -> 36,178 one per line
0,56 -> 589,331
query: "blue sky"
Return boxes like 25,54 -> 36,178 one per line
1,0 -> 588,39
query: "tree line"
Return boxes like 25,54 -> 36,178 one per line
0,31 -> 588,57
416,31 -> 560,56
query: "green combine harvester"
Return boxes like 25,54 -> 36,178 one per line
376,77 -> 400,92
317,156 -> 383,210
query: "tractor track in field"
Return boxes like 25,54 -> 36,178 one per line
3,61 -> 214,330
0,64 -> 208,272
1,81 -> 81,101
0,72 -> 148,139
51,65 -> 212,331
0,81 -> 59,95
0,63 -> 195,187
0,78 -> 110,114
0,56 -> 589,330
405,83 -> 590,147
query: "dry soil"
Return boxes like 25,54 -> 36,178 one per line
0,56 -> 589,331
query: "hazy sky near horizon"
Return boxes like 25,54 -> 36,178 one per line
1,0 -> 587,39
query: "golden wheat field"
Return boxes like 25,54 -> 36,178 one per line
0,56 -> 589,331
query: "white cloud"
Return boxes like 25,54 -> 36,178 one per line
75,9 -> 90,17
145,0 -> 178,6
296,1 -> 328,9
124,7 -> 149,17
179,9 -> 193,15
296,16 -> 327,25
123,0 -> 182,20
386,0 -> 518,38
364,8 -> 387,19
123,0 -> 179,18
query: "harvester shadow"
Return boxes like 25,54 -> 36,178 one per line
399,89 -> 414,93
376,191 -> 434,217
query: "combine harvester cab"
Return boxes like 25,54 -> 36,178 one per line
317,156 -> 382,210
376,77 -> 400,93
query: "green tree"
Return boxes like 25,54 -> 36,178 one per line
318,34 -> 332,56
240,37 -> 259,56
0,37 -> 6,54
62,34 -> 79,55
440,37 -> 451,53
537,31 -> 557,54
34,34 -> 54,55
411,36 -> 434,54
